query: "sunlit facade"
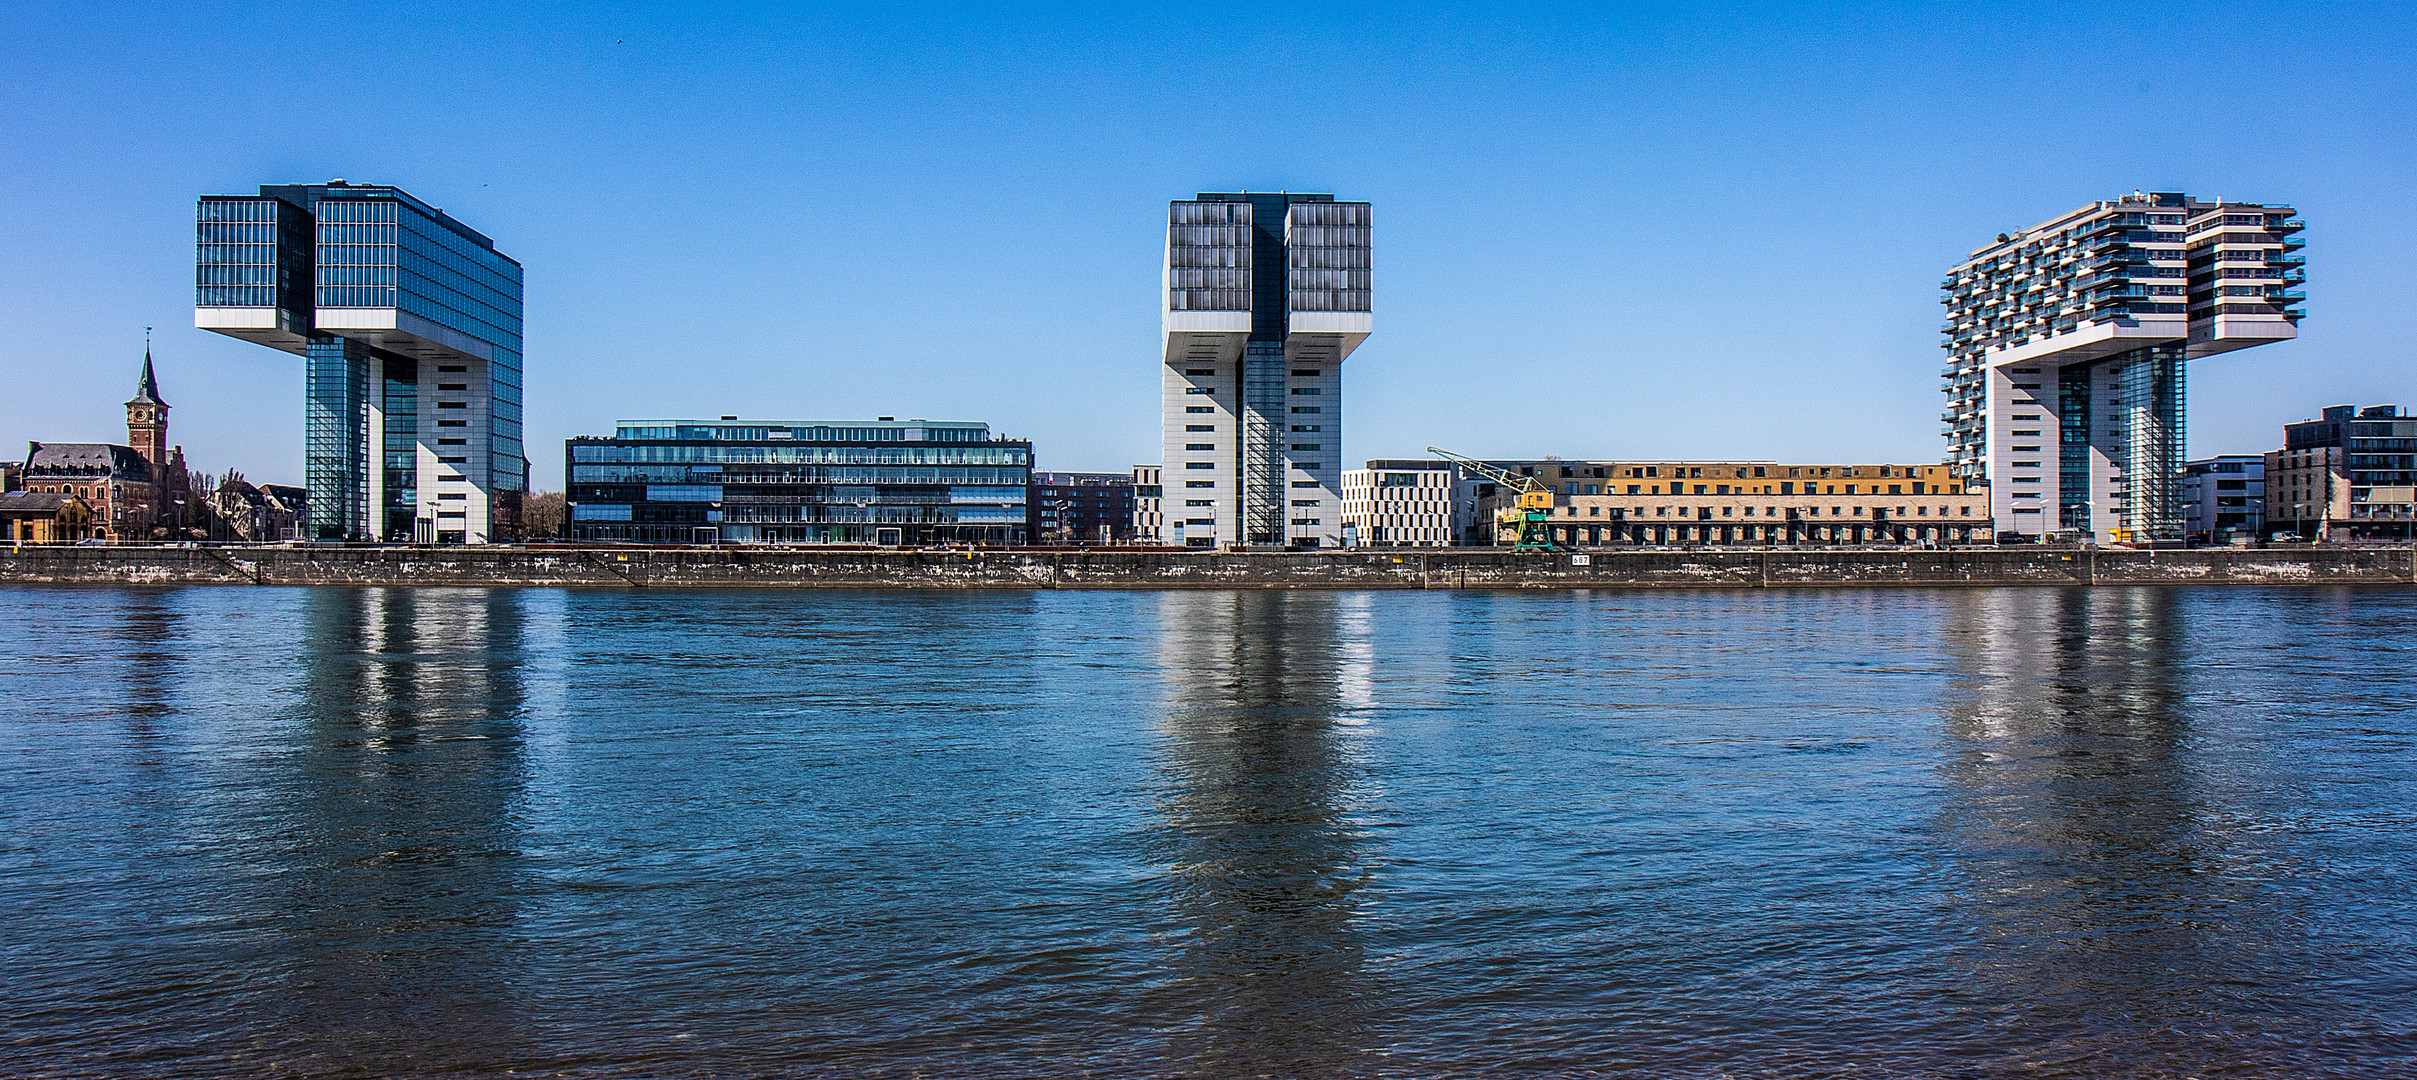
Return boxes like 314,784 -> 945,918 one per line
1162,193 -> 1371,548
1942,192 -> 2301,543
196,181 -> 525,542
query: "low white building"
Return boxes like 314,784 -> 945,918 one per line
1132,464 -> 1163,543
2180,455 -> 2263,543
1340,460 -> 1455,547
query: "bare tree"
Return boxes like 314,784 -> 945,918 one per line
522,491 -> 567,540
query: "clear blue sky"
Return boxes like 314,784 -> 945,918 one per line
3,2 -> 2410,489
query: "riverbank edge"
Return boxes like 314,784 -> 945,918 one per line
3,546 -> 2413,589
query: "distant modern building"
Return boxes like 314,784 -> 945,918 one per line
1131,465 -> 1163,543
1340,460 -> 1455,546
196,181 -> 525,543
2265,405 -> 2415,542
2180,456 -> 2264,544
1162,191 -> 1371,548
566,418 -> 1031,544
1030,472 -> 1136,544
1454,460 -> 1989,547
18,352 -> 193,542
1942,192 -> 2302,543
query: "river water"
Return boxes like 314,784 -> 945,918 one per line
3,586 -> 2414,1077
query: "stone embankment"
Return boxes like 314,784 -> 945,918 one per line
1,545 -> 2413,589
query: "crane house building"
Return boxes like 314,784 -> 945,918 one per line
566,418 -> 1032,545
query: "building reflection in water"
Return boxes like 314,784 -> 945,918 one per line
1933,587 -> 2289,1064
261,587 -> 533,1071
1143,590 -> 1380,1075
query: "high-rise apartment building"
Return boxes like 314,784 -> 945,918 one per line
196,181 -> 525,543
1162,192 -> 1371,548
1941,192 -> 2302,543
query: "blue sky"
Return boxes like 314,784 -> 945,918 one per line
2,1 -> 2410,489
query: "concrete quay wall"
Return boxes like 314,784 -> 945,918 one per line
1,545 -> 2413,589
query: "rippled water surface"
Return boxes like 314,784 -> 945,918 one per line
4,586 -> 2416,1077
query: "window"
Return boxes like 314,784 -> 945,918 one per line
1185,480 -> 1215,488
1292,499 -> 1320,506
1185,424 -> 1214,432
1186,387 -> 1212,395
1290,388 -> 1322,395
1291,424 -> 1322,432
437,383 -> 467,391
1186,368 -> 1215,375
1291,369 -> 1319,377
438,401 -> 468,409
437,493 -> 467,501
1186,406 -> 1214,414
1185,499 -> 1213,506
1291,406 -> 1322,414
438,420 -> 466,428
438,438 -> 466,446
438,456 -> 467,464
1292,480 -> 1320,488
438,364 -> 466,373
1185,462 -> 1215,470
1186,443 -> 1215,451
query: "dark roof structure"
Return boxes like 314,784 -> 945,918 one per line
24,442 -> 154,483
130,349 -> 165,407
0,492 -> 85,515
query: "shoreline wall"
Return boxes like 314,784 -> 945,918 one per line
1,546 -> 2413,589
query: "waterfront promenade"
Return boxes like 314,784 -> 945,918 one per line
3,544 -> 2412,589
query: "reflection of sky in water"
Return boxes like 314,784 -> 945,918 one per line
3,586 -> 2415,1078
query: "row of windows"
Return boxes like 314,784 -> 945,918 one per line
1596,504 -> 1977,518
573,444 -> 1031,465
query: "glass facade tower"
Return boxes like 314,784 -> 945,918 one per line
1941,192 -> 2301,543
1162,192 -> 1371,548
197,181 -> 525,542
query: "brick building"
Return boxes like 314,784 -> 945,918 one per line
17,353 -> 194,542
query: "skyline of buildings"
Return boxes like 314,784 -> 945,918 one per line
195,181 -> 527,543
1161,192 -> 1372,548
8,177 -> 2391,548
1941,191 -> 2304,544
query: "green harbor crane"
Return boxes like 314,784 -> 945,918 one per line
1427,447 -> 1558,552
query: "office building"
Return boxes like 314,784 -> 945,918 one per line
1340,460 -> 1455,546
1030,472 -> 1136,544
1162,191 -> 1371,548
196,181 -> 525,543
2180,456 -> 2264,544
2265,405 -> 2415,542
1460,460 -> 1989,546
1131,465 -> 1163,543
18,352 -> 194,541
566,418 -> 1030,544
1942,192 -> 2302,543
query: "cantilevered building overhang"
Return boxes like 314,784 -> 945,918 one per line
1161,192 -> 1371,549
196,181 -> 525,544
1941,191 -> 2303,544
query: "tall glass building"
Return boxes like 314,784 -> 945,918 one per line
1162,192 -> 1371,548
196,181 -> 525,543
1941,191 -> 2301,543
566,419 -> 1032,544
